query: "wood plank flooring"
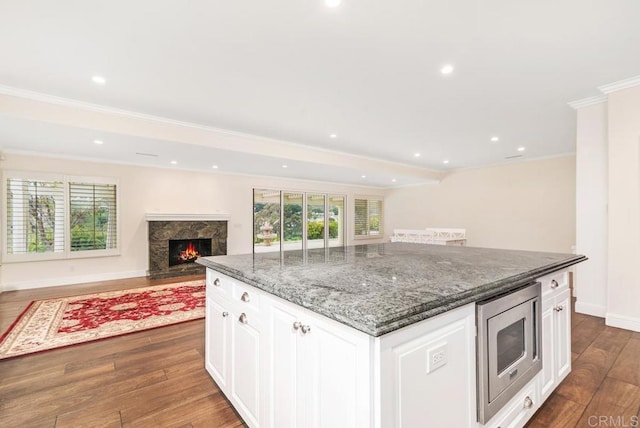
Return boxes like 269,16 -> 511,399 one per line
1,276 -> 638,427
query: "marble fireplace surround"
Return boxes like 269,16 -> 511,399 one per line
146,213 -> 229,279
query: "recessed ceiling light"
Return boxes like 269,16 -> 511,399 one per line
170,160 -> 177,165
491,136 -> 499,142
517,147 -> 525,152
440,64 -> 454,75
93,139 -> 103,145
329,133 -> 337,139
361,175 -> 366,179
443,159 -> 450,164
414,153 -> 421,158
91,75 -> 106,85
391,178 -> 397,183
282,164 -> 288,168
325,0 -> 341,7
212,165 -> 218,169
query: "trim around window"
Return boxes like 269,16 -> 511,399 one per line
2,171 -> 120,263
353,196 -> 384,240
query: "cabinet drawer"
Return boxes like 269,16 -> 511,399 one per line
233,282 -> 261,315
206,270 -> 233,299
483,377 -> 539,428
539,271 -> 569,298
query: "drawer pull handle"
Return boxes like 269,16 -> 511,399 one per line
550,279 -> 559,289
213,278 -> 221,286
523,396 -> 534,409
293,321 -> 302,330
222,311 -> 228,317
300,325 -> 311,335
241,292 -> 250,302
554,305 -> 564,312
239,313 -> 248,324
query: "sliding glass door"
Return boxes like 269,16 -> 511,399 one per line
253,189 -> 346,254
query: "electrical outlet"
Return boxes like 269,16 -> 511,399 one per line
426,342 -> 448,374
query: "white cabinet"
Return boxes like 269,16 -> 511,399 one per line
205,271 -> 264,427
376,303 -> 477,428
269,300 -> 371,428
539,271 -> 572,401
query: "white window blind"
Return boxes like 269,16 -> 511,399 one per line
6,178 -> 66,255
69,182 -> 118,251
354,197 -> 383,237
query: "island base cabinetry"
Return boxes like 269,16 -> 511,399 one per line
204,266 -> 572,428
540,270 -> 572,401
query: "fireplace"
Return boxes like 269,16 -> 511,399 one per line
169,239 -> 212,266
146,214 -> 228,279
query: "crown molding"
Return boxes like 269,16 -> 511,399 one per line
598,75 -> 640,94
567,95 -> 607,110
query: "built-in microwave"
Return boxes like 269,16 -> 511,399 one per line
476,281 -> 542,424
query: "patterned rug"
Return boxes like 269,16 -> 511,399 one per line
0,279 -> 205,360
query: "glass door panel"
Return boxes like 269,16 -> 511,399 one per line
253,189 -> 281,253
328,195 -> 345,248
283,193 -> 304,252
307,194 -> 326,249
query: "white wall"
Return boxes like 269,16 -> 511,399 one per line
606,85 -> 640,332
385,156 -> 576,253
575,101 -> 608,317
0,153 -> 387,291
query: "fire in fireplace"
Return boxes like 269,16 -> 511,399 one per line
168,239 -> 212,266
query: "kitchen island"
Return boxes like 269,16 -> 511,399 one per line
197,243 -> 585,428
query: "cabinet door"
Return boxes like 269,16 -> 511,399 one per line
269,305 -> 302,428
302,315 -> 370,428
231,311 -> 262,427
205,297 -> 229,389
555,289 -> 572,382
540,301 -> 555,401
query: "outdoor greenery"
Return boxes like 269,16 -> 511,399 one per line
254,199 -> 341,244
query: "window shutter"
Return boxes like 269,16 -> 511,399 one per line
6,178 -> 66,254
69,182 -> 117,251
354,197 -> 383,237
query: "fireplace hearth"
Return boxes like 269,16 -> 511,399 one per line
146,214 -> 228,279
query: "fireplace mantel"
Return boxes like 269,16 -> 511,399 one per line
145,213 -> 230,222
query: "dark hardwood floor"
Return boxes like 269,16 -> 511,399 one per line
1,276 -> 638,427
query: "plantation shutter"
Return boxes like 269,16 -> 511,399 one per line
69,182 -> 117,251
6,178 -> 66,254
354,197 -> 383,237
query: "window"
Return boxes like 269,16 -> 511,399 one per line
253,189 -> 345,254
3,172 -> 119,261
354,197 -> 383,238
69,182 -> 117,251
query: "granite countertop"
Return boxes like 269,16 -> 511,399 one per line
197,243 -> 586,337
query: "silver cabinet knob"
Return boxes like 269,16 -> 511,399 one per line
293,321 -> 302,330
241,292 -> 250,302
554,305 -> 564,312
300,325 -> 311,334
213,278 -> 221,286
523,396 -> 534,409
222,311 -> 228,317
239,313 -> 248,324
550,279 -> 558,289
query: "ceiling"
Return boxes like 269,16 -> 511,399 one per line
0,0 -> 639,187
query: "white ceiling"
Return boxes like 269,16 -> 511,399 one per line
0,0 -> 639,187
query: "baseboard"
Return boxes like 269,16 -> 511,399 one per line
575,301 -> 607,318
606,312 -> 640,332
1,270 -> 147,292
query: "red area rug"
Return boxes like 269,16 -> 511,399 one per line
0,279 -> 205,360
